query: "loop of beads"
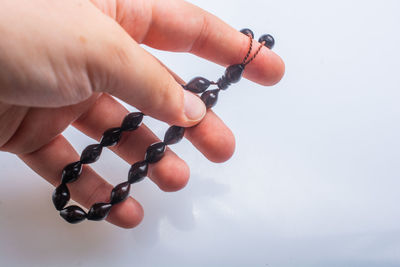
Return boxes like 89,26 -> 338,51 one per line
52,28 -> 275,224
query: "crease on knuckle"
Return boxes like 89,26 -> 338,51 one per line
189,13 -> 210,54
83,179 -> 111,208
142,77 -> 182,124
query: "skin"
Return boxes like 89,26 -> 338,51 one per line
0,0 -> 285,228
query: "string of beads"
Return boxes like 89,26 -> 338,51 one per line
52,28 -> 275,224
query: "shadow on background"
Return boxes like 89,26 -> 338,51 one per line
0,171 -> 229,265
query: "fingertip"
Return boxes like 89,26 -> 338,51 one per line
149,151 -> 190,192
107,197 -> 144,229
244,48 -> 286,86
207,129 -> 236,163
266,52 -> 285,86
185,111 -> 236,163
182,89 -> 207,126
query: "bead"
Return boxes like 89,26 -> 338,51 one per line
52,183 -> 70,211
201,89 -> 220,109
61,161 -> 82,184
145,142 -> 166,163
87,203 -> 113,221
128,161 -> 148,184
100,127 -> 122,147
217,76 -> 230,90
183,77 -> 211,94
225,64 -> 244,84
240,28 -> 254,39
110,182 -> 131,205
80,144 -> 103,164
60,205 -> 87,224
258,34 -> 275,49
121,112 -> 144,131
164,126 -> 185,145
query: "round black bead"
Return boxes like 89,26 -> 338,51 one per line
145,142 -> 166,163
80,144 -> 103,164
60,205 -> 87,224
225,64 -> 244,84
258,34 -> 275,49
184,77 -> 211,94
87,202 -> 113,221
240,28 -> 254,39
100,127 -> 122,147
128,161 -> 148,184
52,183 -> 70,211
121,112 -> 144,131
61,161 -> 83,184
110,182 -> 131,205
201,89 -> 220,109
164,126 -> 185,145
217,76 -> 230,90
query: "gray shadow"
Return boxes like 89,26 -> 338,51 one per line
0,172 -> 229,265
129,173 -> 230,247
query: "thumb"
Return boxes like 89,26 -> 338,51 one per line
90,22 -> 206,127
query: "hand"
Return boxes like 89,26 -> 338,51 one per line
0,0 -> 285,228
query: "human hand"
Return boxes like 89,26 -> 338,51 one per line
0,0 -> 285,228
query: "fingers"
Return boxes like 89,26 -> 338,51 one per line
117,0 -> 285,86
73,94 -> 190,192
19,135 -> 143,229
73,93 -> 235,187
1,95 -> 99,155
185,110 -> 235,163
85,15 -> 206,127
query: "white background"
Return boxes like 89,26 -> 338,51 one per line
1,0 -> 400,266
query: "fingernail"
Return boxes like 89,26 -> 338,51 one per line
183,90 -> 206,121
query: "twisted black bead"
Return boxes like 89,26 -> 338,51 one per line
145,142 -> 167,163
110,182 -> 131,205
183,77 -> 212,94
128,161 -> 148,184
87,203 -> 113,221
52,28 -> 275,224
164,126 -> 185,145
52,183 -> 70,211
60,205 -> 87,224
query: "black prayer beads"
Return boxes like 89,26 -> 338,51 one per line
52,28 -> 275,224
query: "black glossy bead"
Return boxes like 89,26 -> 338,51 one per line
121,112 -> 144,131
52,183 -> 70,211
110,182 -> 131,205
61,161 -> 83,184
258,34 -> 275,49
225,64 -> 244,84
100,127 -> 122,147
87,202 -> 113,221
128,161 -> 148,184
184,77 -> 211,94
217,76 -> 230,90
164,126 -> 185,145
240,28 -> 254,38
201,89 -> 220,109
80,144 -> 103,164
60,205 -> 87,224
145,142 -> 166,163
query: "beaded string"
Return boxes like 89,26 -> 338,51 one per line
52,28 -> 276,224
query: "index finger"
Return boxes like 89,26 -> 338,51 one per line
119,0 -> 285,85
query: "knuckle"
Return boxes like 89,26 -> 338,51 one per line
84,179 -> 111,208
141,77 -> 184,124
